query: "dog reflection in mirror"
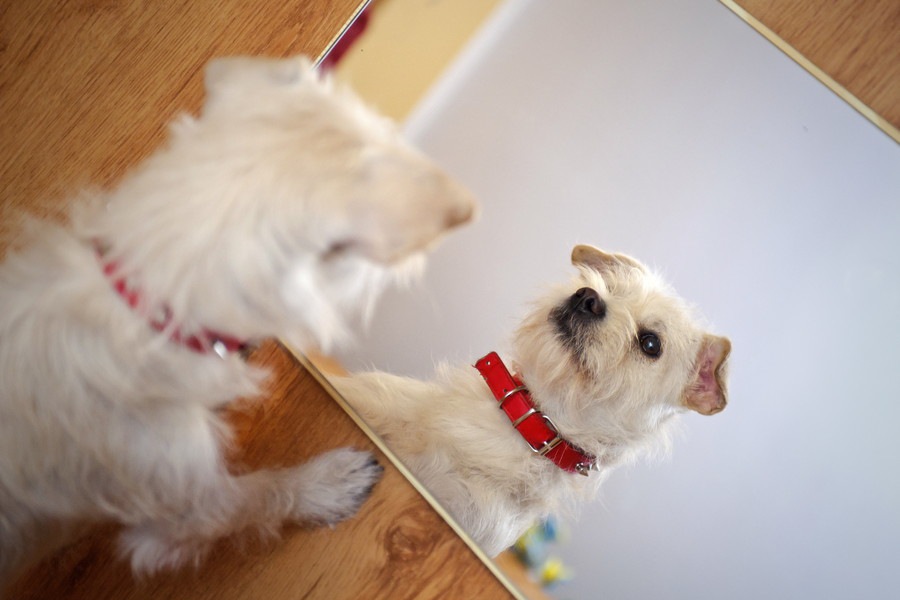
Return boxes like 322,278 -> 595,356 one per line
0,55 -> 476,583
335,244 -> 730,555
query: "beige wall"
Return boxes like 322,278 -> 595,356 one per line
335,0 -> 504,120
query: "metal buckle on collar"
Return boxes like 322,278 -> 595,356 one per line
528,414 -> 563,456
499,385 -> 528,406
499,385 -> 536,428
215,340 -> 256,361
510,407 -> 536,428
212,340 -> 230,360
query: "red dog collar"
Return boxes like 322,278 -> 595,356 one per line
474,352 -> 595,476
96,244 -> 250,357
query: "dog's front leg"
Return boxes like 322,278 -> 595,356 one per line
118,447 -> 382,574
333,373 -> 430,432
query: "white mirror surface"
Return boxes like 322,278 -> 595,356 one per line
334,1 -> 900,597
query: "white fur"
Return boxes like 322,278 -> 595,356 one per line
0,55 -> 476,584
336,245 -> 730,555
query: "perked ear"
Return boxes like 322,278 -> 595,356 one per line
682,334 -> 731,416
571,244 -> 646,274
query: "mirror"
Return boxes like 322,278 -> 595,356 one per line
320,0 -> 900,597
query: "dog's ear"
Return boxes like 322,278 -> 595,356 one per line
682,334 -> 731,416
571,244 -> 645,274
204,56 -> 315,100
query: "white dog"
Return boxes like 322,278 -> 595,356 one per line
335,244 -> 730,555
0,55 -> 476,584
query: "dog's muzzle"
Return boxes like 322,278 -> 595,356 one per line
551,287 -> 606,344
570,287 -> 605,318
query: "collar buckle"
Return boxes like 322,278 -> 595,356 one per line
529,414 -> 563,456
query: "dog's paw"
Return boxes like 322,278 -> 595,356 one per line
287,447 -> 383,526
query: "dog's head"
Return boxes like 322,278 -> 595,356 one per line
197,56 -> 477,264
103,56 -> 477,351
512,244 -> 730,461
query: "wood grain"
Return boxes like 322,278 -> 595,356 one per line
5,343 -> 514,599
731,0 -> 900,133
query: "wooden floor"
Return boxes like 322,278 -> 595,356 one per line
730,0 -> 900,137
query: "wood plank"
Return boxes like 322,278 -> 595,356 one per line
729,0 -> 900,135
5,343 -> 515,599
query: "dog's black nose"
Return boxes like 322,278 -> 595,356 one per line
572,287 -> 606,318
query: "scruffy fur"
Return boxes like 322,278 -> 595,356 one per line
336,244 -> 730,555
0,55 -> 476,584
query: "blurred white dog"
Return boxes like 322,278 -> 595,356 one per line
336,244 -> 730,555
0,55 -> 476,583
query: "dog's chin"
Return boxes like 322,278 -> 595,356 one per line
278,249 -> 427,354
384,251 -> 426,287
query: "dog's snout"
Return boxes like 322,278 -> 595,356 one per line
572,287 -> 606,318
444,194 -> 476,230
437,173 -> 478,230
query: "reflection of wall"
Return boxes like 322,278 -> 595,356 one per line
335,0 -> 504,120
336,0 -> 900,598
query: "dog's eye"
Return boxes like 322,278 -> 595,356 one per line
638,331 -> 662,358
